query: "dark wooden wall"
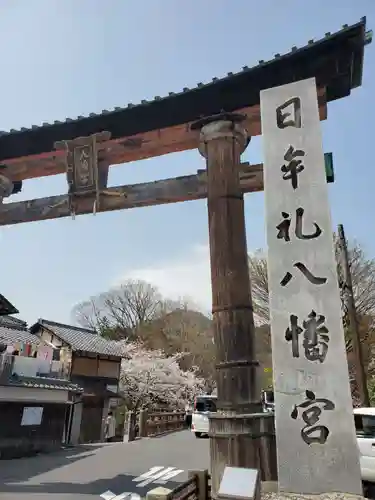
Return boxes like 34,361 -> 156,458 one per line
0,401 -> 67,459
71,354 -> 121,379
80,396 -> 104,443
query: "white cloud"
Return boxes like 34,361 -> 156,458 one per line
114,243 -> 212,314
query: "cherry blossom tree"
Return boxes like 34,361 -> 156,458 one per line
119,341 -> 206,411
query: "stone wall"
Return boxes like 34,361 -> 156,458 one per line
0,401 -> 66,459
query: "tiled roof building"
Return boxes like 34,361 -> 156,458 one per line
30,319 -> 127,357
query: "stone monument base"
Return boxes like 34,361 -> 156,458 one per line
261,483 -> 366,500
262,493 -> 365,500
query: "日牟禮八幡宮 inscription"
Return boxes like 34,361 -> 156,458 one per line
260,78 -> 362,495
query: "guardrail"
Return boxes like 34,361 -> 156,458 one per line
146,470 -> 208,500
166,475 -> 198,500
124,409 -> 186,441
146,411 -> 186,437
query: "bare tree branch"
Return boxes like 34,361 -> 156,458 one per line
249,240 -> 375,328
71,280 -> 179,339
248,249 -> 270,325
348,243 -> 375,318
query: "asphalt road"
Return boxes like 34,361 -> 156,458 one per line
0,430 -> 210,500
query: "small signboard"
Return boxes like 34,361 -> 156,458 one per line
218,466 -> 260,500
21,406 -> 43,426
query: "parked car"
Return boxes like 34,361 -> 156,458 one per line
354,407 -> 375,495
191,395 -> 217,438
191,391 -> 274,437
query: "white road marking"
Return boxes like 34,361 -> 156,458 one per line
133,466 -> 185,488
135,467 -> 175,487
156,469 -> 184,484
100,490 -> 114,500
100,490 -> 141,500
132,466 -> 165,482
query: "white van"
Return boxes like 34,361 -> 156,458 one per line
191,395 -> 217,438
354,407 -> 375,492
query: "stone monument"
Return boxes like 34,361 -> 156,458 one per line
260,77 -> 362,495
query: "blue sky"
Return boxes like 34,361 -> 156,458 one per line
0,0 -> 374,325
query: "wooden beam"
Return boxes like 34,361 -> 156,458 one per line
0,163 -> 264,226
1,88 -> 327,182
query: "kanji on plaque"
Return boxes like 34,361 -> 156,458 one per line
285,310 -> 330,362
276,97 -> 301,129
280,263 -> 327,287
290,390 -> 335,445
276,208 -> 322,242
281,145 -> 305,189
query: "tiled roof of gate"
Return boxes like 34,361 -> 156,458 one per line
0,19 -> 370,161
30,319 -> 126,357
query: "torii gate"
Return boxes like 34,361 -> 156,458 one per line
0,18 -> 370,498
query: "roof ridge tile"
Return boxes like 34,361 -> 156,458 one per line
38,318 -> 96,334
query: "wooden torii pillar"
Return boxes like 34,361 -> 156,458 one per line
192,113 -> 276,498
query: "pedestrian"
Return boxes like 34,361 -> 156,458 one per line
104,411 -> 116,443
185,403 -> 192,429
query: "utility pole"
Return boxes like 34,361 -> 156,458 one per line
337,224 -> 370,406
